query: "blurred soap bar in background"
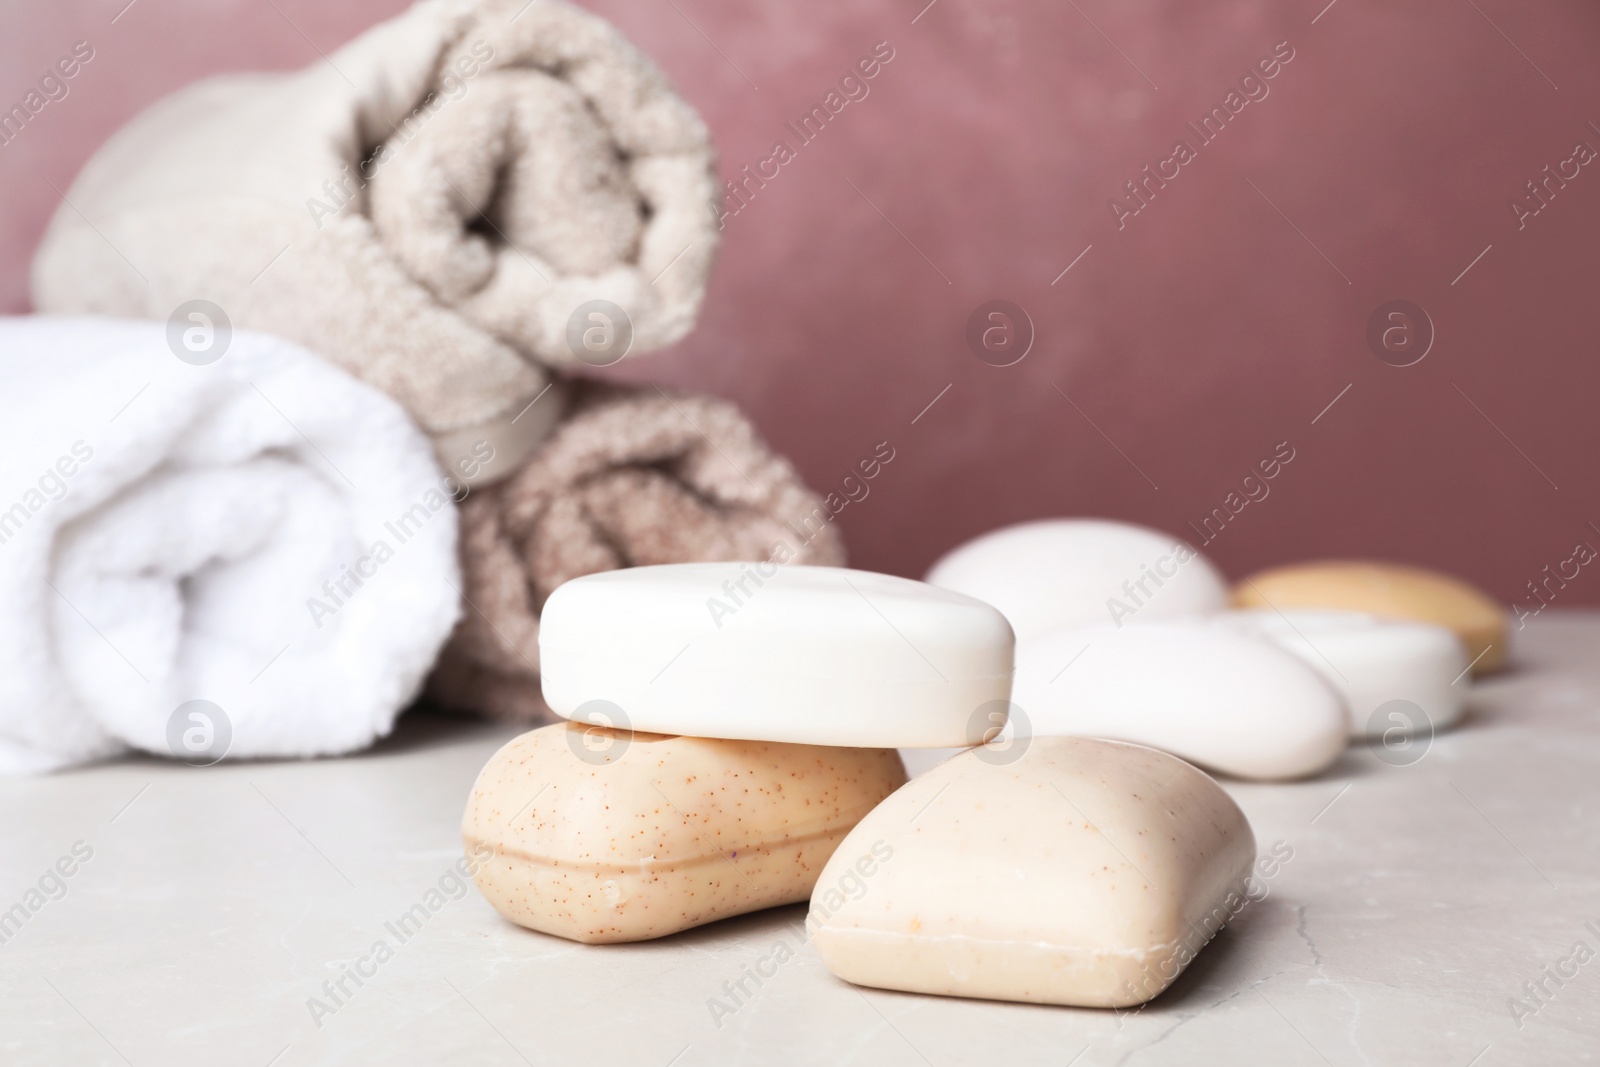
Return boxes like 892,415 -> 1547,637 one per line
925,519 -> 1227,642
1212,609 -> 1468,737
1233,561 -> 1507,674
1010,620 -> 1347,780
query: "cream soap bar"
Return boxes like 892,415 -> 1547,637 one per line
539,564 -> 1015,747
1232,561 -> 1506,674
808,736 -> 1256,1008
1214,609 -> 1469,737
462,723 -> 906,943
1011,621 -> 1347,780
924,519 -> 1227,642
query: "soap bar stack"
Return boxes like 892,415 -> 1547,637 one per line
463,564 -> 1012,944
463,562 -> 1259,1009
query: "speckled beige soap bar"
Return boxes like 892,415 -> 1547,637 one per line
462,723 -> 907,944
807,736 -> 1256,1008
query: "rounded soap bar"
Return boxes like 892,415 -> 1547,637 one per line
1232,561 -> 1506,674
808,736 -> 1256,1008
924,519 -> 1227,642
1212,609 -> 1469,738
462,723 -> 907,943
1011,621 -> 1347,780
539,564 -> 1015,747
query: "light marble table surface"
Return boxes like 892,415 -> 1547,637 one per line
3,613 -> 1598,1067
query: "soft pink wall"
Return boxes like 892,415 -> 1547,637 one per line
5,1 -> 1600,612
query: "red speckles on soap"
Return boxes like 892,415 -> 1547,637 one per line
461,724 -> 907,944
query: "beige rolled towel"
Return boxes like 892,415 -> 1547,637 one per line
427,380 -> 847,722
31,0 -> 720,482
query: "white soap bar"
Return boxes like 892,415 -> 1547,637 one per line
924,519 -> 1227,642
1212,609 -> 1469,738
1011,620 -> 1346,780
1233,560 -> 1507,674
808,736 -> 1257,1008
539,564 -> 1015,747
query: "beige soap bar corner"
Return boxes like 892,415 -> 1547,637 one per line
807,736 -> 1257,1008
462,723 -> 907,944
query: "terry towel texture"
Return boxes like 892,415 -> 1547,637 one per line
31,0 -> 720,482
0,317 -> 461,773
427,380 -> 846,722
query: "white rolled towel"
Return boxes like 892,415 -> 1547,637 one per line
0,317 -> 462,773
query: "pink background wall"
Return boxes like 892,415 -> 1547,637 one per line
5,0 -> 1600,612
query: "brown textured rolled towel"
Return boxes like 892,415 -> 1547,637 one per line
32,0 -> 720,484
426,380 -> 847,722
